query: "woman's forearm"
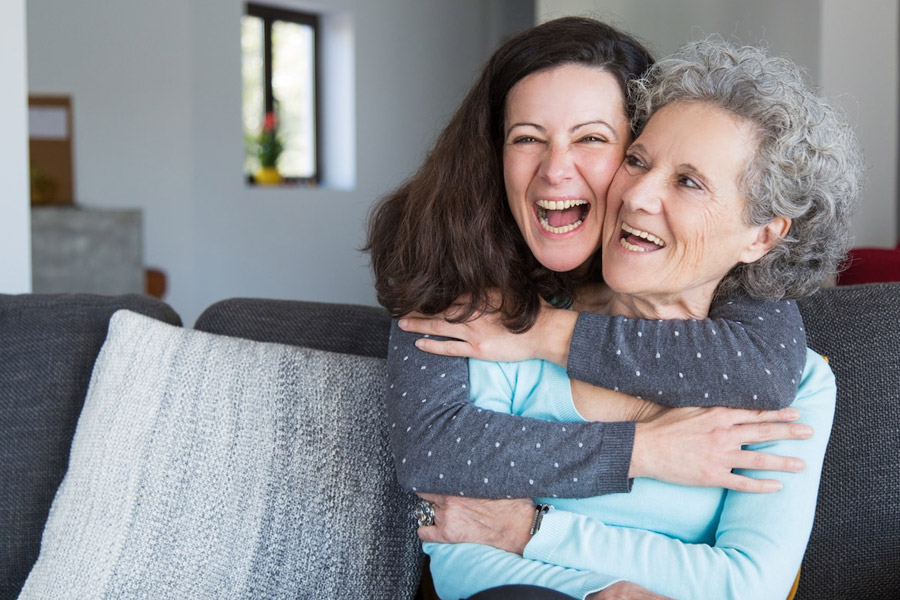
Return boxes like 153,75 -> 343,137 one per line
570,379 -> 665,423
567,293 -> 807,410
426,542 -> 617,600
403,291 -> 807,411
386,321 -> 634,498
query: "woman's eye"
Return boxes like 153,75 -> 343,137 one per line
624,154 -> 646,169
511,135 -> 539,144
579,134 -> 608,143
678,175 -> 701,190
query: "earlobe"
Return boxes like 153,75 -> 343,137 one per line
739,217 -> 792,264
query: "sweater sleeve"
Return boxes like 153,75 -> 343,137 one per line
568,292 -> 807,409
386,321 -> 634,498
425,541 -> 618,600
525,350 -> 835,600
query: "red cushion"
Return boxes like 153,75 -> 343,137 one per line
837,242 -> 900,285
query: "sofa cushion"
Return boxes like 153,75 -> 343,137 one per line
0,294 -> 180,599
796,283 -> 900,598
194,297 -> 392,359
19,310 -> 422,600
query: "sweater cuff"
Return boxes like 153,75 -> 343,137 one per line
543,361 -> 584,422
579,577 -> 623,600
567,311 -> 609,382
523,509 -> 573,563
525,512 -> 622,598
599,420 -> 635,494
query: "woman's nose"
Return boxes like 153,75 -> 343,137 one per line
539,144 -> 574,184
621,172 -> 664,214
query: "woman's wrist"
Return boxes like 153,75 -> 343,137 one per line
534,307 -> 578,367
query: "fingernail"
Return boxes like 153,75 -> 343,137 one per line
780,408 -> 800,420
795,424 -> 814,438
414,339 -> 424,349
790,458 -> 806,472
398,319 -> 408,329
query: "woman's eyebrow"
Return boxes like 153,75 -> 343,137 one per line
571,119 -> 617,135
506,122 -> 544,137
628,142 -> 647,155
506,119 -> 619,138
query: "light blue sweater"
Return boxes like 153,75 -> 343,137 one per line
425,348 -> 835,600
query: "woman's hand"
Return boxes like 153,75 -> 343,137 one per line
397,292 -> 578,367
630,406 -> 814,493
588,581 -> 675,599
415,493 -> 535,555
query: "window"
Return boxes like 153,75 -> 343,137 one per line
242,3 -> 320,185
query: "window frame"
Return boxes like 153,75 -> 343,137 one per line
245,2 -> 322,185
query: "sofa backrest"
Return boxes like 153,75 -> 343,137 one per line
195,297 -> 392,359
0,294 -> 180,599
796,282 -> 900,599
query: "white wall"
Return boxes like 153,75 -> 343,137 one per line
27,0 -> 500,324
0,0 -> 31,293
28,0 -> 196,312
821,0 -> 898,248
538,0 -> 898,248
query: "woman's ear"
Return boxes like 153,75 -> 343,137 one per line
739,217 -> 792,264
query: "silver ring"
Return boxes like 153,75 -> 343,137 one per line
413,499 -> 435,527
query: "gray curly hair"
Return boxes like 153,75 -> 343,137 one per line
629,38 -> 865,300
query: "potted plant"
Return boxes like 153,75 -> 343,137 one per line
253,111 -> 284,185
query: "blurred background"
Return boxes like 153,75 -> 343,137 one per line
1,0 -> 896,323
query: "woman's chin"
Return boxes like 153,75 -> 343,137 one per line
535,253 -> 595,275
526,229 -> 600,275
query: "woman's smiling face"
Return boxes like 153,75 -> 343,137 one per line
602,101 -> 777,309
503,64 -> 631,274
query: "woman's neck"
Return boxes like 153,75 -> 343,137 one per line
574,283 -> 712,320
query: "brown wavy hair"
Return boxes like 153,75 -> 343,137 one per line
365,17 -> 654,331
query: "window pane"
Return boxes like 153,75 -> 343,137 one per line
272,20 -> 316,179
241,15 -> 265,174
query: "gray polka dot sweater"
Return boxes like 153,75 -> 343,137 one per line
385,291 -> 806,499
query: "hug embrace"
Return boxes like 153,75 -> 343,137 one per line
367,16 -> 863,600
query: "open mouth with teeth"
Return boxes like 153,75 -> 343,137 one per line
619,222 -> 666,252
536,199 -> 590,234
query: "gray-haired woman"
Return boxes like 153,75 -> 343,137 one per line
414,38 -> 863,600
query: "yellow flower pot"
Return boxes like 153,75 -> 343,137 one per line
254,166 -> 282,185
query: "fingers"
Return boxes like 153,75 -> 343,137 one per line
398,316 -> 454,337
731,449 -> 806,473
712,448 -> 807,494
732,421 -> 813,445
718,473 -> 784,494
702,407 -> 813,444
416,492 -> 444,503
751,407 -> 801,423
415,493 -> 443,542
413,337 -> 472,357
711,406 -> 800,425
417,524 -> 441,543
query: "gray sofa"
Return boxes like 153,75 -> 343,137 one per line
1,285 -> 897,599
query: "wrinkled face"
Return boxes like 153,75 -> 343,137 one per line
503,64 -> 630,274
602,101 -> 772,305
